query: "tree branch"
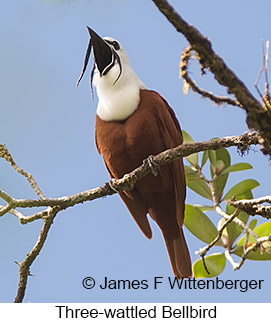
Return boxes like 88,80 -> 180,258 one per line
255,40 -> 271,110
196,208 -> 240,258
0,144 -> 45,199
14,206 -> 57,303
233,234 -> 271,271
0,132 -> 260,217
197,160 -> 259,239
180,46 -> 241,107
228,196 -> 271,219
192,147 -> 270,273
0,131 -> 262,302
152,0 -> 271,155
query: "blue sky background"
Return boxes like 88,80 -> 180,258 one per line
0,0 -> 270,302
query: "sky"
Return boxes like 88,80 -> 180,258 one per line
0,0 -> 270,303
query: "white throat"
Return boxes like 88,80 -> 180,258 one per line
93,42 -> 146,121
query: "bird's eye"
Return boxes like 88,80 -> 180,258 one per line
112,41 -> 120,50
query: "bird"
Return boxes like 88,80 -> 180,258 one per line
77,27 -> 192,278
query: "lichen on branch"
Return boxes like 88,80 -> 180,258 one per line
152,0 -> 271,155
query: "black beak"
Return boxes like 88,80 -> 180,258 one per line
77,27 -> 122,88
87,27 -> 113,76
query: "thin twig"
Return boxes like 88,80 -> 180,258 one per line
225,249 -> 239,270
196,208 -> 240,258
255,40 -> 271,109
0,204 -> 13,217
0,189 -> 14,203
200,256 -> 210,275
4,208 -> 25,220
0,144 -> 45,199
244,230 -> 249,253
14,207 -> 58,303
263,40 -> 270,106
200,165 -> 259,239
180,46 -> 241,107
255,40 -> 266,102
215,204 -> 259,239
233,234 -> 271,271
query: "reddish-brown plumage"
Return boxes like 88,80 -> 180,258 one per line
95,89 -> 192,278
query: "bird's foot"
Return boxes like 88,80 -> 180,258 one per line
144,155 -> 159,176
108,178 -> 119,193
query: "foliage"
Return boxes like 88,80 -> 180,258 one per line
182,131 -> 271,278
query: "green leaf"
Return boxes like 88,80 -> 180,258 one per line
222,179 -> 260,201
193,253 -> 226,278
249,219 -> 257,230
216,217 -> 231,247
185,166 -> 212,200
194,204 -> 215,212
236,222 -> 271,247
217,217 -> 226,231
225,191 -> 253,244
254,222 -> 271,237
208,150 -> 217,173
184,204 -> 218,244
201,151 -> 209,168
225,211 -> 249,246
234,223 -> 271,260
209,148 -> 231,176
211,148 -> 231,202
220,162 -> 253,175
215,160 -> 225,174
182,130 -> 198,167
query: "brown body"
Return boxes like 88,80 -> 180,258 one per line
95,89 -> 192,278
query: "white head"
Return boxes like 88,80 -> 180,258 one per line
77,28 -> 146,121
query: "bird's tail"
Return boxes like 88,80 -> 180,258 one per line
164,229 -> 192,279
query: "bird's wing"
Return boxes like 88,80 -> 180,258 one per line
119,190 -> 152,239
153,91 -> 186,227
151,91 -> 191,278
96,136 -> 152,239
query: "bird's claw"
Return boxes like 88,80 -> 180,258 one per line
144,155 -> 159,176
108,179 -> 119,193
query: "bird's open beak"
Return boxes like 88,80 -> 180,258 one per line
76,27 -> 121,87
87,27 -> 113,76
